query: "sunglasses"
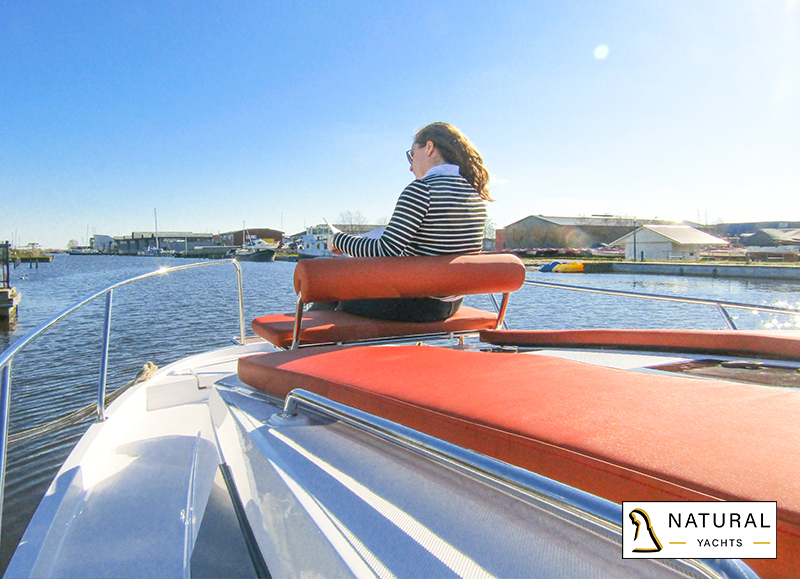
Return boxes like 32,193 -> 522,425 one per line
406,149 -> 414,165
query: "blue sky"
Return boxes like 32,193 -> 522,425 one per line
2,0 -> 799,249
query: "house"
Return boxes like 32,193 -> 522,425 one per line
612,225 -> 729,261
740,229 -> 800,262
503,215 -> 674,250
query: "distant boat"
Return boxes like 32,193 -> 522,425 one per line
227,235 -> 276,262
590,244 -> 625,258
138,245 -> 176,257
68,247 -> 99,256
137,209 -> 175,257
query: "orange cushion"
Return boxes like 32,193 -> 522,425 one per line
238,345 -> 800,579
480,329 -> 800,361
293,254 -> 525,303
252,306 -> 498,348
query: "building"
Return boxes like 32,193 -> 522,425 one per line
219,228 -> 284,247
299,223 -> 384,258
114,232 -> 218,255
612,225 -> 729,261
703,221 -> 800,241
740,229 -> 800,262
503,215 -> 674,250
91,235 -> 116,253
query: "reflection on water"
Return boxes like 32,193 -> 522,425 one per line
0,254 -> 798,569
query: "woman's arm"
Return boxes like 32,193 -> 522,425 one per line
331,181 -> 430,257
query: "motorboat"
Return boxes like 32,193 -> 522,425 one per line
2,255 -> 799,578
138,245 -> 176,257
227,235 -> 277,262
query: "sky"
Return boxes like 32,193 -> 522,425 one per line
1,0 -> 799,249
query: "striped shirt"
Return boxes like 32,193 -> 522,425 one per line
333,168 -> 486,257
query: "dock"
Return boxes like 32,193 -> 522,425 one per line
0,287 -> 21,320
2,241 -> 21,320
609,261 -> 800,281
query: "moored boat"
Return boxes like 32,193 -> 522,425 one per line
227,235 -> 277,262
227,246 -> 276,262
1,255 -> 798,578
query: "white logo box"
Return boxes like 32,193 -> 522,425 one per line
622,502 -> 776,560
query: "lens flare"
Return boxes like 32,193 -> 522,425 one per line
594,45 -> 609,59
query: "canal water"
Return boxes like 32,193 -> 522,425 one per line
0,254 -> 798,568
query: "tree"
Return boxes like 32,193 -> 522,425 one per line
336,210 -> 370,234
484,219 -> 496,240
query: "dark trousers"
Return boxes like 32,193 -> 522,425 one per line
310,297 -> 463,323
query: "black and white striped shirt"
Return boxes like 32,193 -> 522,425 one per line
333,166 -> 486,257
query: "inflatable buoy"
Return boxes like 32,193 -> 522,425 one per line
552,262 -> 584,273
539,261 -> 563,273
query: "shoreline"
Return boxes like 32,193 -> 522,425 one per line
522,258 -> 800,281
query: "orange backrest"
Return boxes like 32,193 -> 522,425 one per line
292,254 -> 526,303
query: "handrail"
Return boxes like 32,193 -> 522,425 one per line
277,389 -> 746,579
0,259 -> 245,545
279,389 -> 622,537
524,278 -> 799,330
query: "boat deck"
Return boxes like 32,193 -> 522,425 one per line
6,339 -> 769,578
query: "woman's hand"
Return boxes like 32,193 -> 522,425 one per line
327,236 -> 343,255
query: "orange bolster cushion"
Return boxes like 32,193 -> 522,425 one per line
238,345 -> 800,579
293,254 -> 526,303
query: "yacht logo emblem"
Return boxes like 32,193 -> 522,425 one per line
622,501 -> 776,560
628,508 -> 663,552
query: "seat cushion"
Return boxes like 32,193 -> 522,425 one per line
238,344 -> 800,579
252,306 -> 498,348
480,329 -> 800,361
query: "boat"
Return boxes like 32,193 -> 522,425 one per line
227,235 -> 277,262
138,245 -> 176,257
2,254 -> 799,578
137,209 -> 176,257
67,247 -> 99,256
590,244 -> 625,258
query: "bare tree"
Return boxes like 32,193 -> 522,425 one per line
484,219 -> 496,240
336,210 -> 370,234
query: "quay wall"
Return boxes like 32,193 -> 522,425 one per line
609,262 -> 800,281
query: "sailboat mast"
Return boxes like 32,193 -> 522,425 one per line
154,209 -> 159,250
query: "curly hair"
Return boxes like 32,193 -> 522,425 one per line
414,122 -> 492,201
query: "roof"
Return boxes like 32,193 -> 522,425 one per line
748,229 -> 800,244
506,215 -> 676,228
613,225 -> 729,246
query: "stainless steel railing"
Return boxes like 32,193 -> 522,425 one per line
524,278 -> 799,330
0,259 -> 246,542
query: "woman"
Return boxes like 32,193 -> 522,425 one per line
327,122 -> 491,322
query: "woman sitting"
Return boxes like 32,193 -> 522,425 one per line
327,122 -> 491,323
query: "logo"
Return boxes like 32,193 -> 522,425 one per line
622,502 -> 776,559
628,508 -> 663,552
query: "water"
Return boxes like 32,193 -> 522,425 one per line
0,254 -> 798,568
